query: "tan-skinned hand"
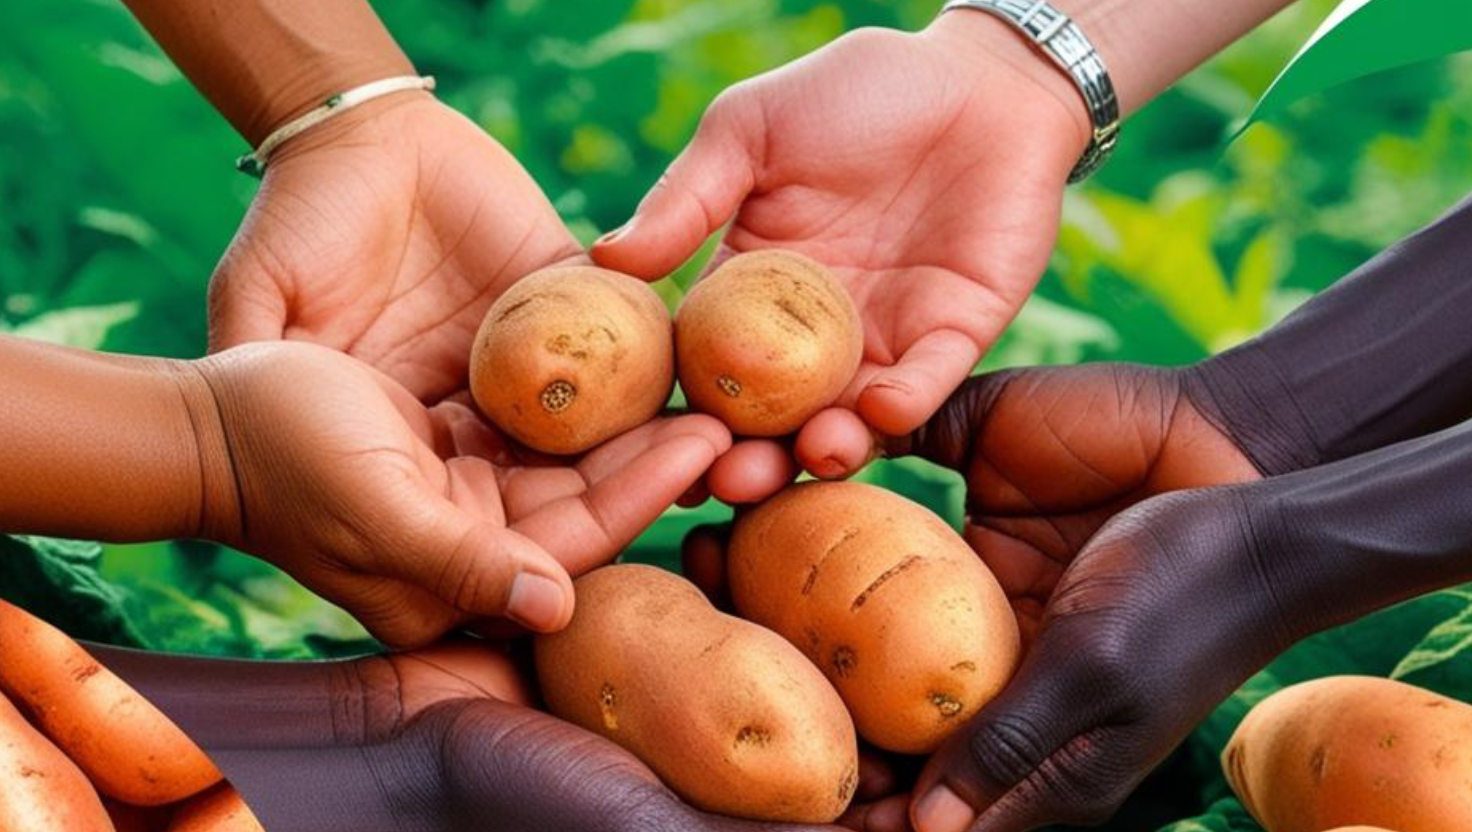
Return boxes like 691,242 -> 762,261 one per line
594,14 -> 1091,502
195,341 -> 731,649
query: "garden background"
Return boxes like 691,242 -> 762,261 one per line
2,0 -> 1471,829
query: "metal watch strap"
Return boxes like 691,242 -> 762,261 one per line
941,0 -> 1120,183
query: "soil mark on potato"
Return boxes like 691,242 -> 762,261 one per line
851,556 -> 921,612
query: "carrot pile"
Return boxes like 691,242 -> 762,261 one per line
0,599 -> 263,832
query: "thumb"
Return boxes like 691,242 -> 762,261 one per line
207,254 -> 290,353
884,368 -> 1022,473
592,92 -> 762,280
393,498 -> 577,635
858,329 -> 982,438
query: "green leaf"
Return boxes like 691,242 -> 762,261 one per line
0,536 -> 147,647
1242,0 -> 1472,130
3,301 -> 139,348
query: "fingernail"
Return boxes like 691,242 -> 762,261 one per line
596,220 -> 632,246
914,785 -> 975,832
506,573 -> 567,632
869,797 -> 910,831
811,456 -> 848,480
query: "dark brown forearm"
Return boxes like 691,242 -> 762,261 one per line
118,0 -> 415,144
0,336 -> 224,542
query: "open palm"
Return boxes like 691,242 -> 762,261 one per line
596,16 -> 1094,489
897,364 -> 1259,641
210,94 -> 584,403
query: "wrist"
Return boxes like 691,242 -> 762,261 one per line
924,10 -> 1093,159
1179,351 -> 1322,478
248,58 -> 417,147
261,87 -> 437,170
174,359 -> 245,547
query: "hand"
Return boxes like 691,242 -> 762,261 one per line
363,644 -> 840,832
195,341 -> 731,648
209,93 -> 583,403
594,14 -> 1093,498
895,364 -> 1260,643
907,489 -> 1289,832
681,364 -> 1262,831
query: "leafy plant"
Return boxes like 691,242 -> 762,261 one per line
2,0 -> 1472,828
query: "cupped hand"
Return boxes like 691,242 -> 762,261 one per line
595,14 -> 1094,498
855,365 -> 1261,832
906,488 -> 1291,832
210,93 -> 583,403
895,363 -> 1260,643
195,341 -> 731,649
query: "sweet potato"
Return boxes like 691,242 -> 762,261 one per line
0,689 -> 113,832
166,785 -> 265,832
1224,676 -> 1472,832
729,481 -> 1020,754
535,564 -> 858,822
0,599 -> 222,805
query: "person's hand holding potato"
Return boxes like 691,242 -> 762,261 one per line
100,641 -> 841,832
855,196 -> 1472,832
594,0 -> 1302,498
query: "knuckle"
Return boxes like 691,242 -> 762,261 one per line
602,782 -> 688,832
966,713 -> 1051,788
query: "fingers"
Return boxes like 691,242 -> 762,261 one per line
886,370 -> 1021,473
514,431 -> 731,576
856,329 -> 981,438
388,498 -> 576,639
907,639 -> 1120,832
840,795 -> 913,832
795,408 -> 878,480
206,258 -> 290,354
706,439 -> 800,504
592,92 -> 762,280
680,523 -> 732,609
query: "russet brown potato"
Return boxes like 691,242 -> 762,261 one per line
534,564 -> 858,823
675,250 -> 862,436
0,599 -> 222,806
1224,676 -> 1472,832
470,265 -> 673,455
729,481 -> 1020,754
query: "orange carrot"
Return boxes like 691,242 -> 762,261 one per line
0,689 -> 114,832
166,785 -> 265,832
0,598 -> 223,805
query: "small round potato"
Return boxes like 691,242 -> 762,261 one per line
470,266 -> 673,455
729,481 -> 1020,754
1224,676 -> 1472,832
675,250 -> 862,436
535,564 -> 858,823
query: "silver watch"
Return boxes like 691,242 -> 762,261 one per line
941,0 -> 1120,183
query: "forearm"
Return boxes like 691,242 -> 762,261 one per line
118,0 -> 413,144
1187,195 -> 1472,475
0,336 -> 228,542
931,0 -> 1296,126
1059,0 -> 1298,115
99,647 -> 424,832
1246,418 -> 1472,638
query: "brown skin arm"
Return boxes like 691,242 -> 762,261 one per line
117,0 -> 414,145
0,335 -> 228,543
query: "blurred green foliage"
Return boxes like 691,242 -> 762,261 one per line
2,0 -> 1471,828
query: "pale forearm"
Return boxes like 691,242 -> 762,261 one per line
118,0 -> 414,144
1062,0 -> 1298,115
0,336 -> 224,542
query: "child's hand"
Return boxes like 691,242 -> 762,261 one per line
193,342 -> 730,648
